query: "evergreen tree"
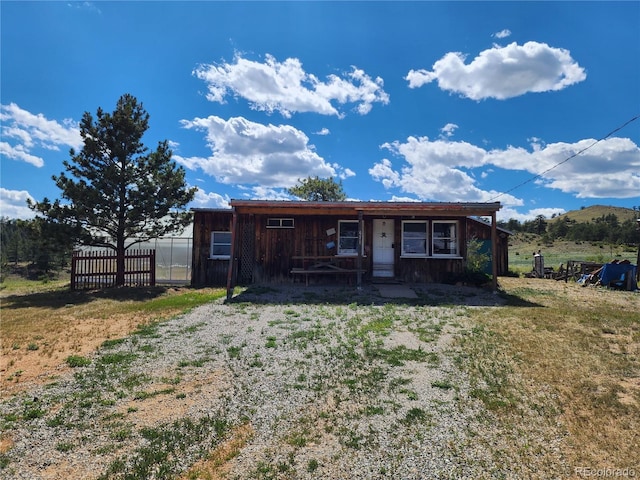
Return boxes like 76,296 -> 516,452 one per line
29,94 -> 196,286
288,176 -> 347,201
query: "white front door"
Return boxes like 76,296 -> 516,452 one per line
372,219 -> 395,278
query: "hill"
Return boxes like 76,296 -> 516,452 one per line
551,204 -> 637,224
507,205 -> 639,273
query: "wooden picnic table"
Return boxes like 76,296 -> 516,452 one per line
290,255 -> 365,285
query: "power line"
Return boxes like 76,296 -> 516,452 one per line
489,114 -> 640,202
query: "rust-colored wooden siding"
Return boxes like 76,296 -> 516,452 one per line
191,210 -> 233,287
389,217 -> 465,283
191,210 -> 508,286
244,213 -> 371,283
466,219 -> 510,275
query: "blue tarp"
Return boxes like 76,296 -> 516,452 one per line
599,263 -> 637,290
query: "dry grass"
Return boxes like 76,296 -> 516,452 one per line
178,423 -> 255,480
484,277 -> 640,470
0,280 -> 226,397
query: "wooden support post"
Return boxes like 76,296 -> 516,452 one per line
226,209 -> 239,301
636,219 -> 640,283
491,211 -> 498,292
357,211 -> 363,290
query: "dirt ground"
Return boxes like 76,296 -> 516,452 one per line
0,285 -> 212,399
1,314 -> 142,399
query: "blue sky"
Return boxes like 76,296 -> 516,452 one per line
1,1 -> 639,223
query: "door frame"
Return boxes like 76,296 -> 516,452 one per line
372,218 -> 395,278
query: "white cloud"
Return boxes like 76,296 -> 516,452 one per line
315,128 -> 331,136
178,115 -> 350,187
338,167 -> 356,180
498,206 -> 566,223
0,103 -> 82,167
389,196 -> 421,203
245,186 -> 293,201
193,53 -> 389,118
67,2 -> 102,14
369,158 -> 400,189
369,134 -> 640,206
486,137 -> 640,198
0,142 -> 44,167
406,41 -> 586,100
369,137 -> 504,203
191,188 -> 231,209
493,29 -> 512,39
0,188 -> 36,219
440,123 -> 458,138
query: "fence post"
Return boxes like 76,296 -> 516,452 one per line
150,249 -> 156,286
71,251 -> 77,290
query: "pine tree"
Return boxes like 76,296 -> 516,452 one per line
287,176 -> 347,201
30,94 -> 196,286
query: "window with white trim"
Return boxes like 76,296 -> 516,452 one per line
432,221 -> 459,256
210,231 -> 231,259
401,221 -> 428,256
338,220 -> 361,255
266,218 -> 294,228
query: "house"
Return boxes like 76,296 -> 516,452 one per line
190,200 -> 506,297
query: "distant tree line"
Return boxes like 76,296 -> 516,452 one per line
1,217 -> 75,276
498,212 -> 639,245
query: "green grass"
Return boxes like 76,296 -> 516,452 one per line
65,355 -> 92,368
509,236 -> 637,272
98,352 -> 137,366
101,338 -> 126,349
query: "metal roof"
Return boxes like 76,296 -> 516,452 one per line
226,199 -> 501,217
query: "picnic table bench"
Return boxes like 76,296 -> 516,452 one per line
290,255 -> 366,286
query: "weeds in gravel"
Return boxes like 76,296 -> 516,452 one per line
55,441 -> 74,452
65,355 -> 91,368
101,338 -> 126,349
227,346 -> 242,358
431,379 -> 454,390
400,407 -> 431,426
98,414 -> 232,480
366,344 -> 437,367
307,458 -> 319,472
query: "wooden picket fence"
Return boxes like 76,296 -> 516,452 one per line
71,249 -> 156,290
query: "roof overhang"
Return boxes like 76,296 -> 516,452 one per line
228,200 -> 501,217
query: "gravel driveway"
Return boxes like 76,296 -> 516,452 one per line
0,283 -> 568,479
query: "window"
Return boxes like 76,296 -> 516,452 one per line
432,221 -> 459,256
338,220 -> 361,255
266,218 -> 294,228
210,231 -> 231,259
402,221 -> 428,256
